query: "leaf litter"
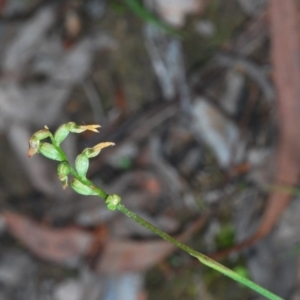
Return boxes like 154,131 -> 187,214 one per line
0,0 -> 299,299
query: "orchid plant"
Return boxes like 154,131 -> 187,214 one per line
28,122 -> 283,300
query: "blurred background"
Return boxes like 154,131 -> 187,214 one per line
0,0 -> 300,299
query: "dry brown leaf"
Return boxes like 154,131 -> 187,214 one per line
2,210 -> 205,271
3,212 -> 94,264
96,239 -> 174,273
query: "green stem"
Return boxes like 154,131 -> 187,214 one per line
117,204 -> 284,300
124,0 -> 183,38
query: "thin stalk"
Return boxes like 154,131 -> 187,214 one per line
117,204 -> 284,300
124,0 -> 183,38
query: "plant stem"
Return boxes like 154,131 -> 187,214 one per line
124,0 -> 183,38
117,204 -> 284,300
28,125 -> 283,300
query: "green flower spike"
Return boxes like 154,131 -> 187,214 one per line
28,127 -> 52,157
57,162 -> 71,189
54,123 -> 101,145
105,194 -> 121,211
27,122 -> 285,300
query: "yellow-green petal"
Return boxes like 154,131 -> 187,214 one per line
69,123 -> 101,133
83,142 -> 115,158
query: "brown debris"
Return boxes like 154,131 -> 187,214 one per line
2,212 -> 94,264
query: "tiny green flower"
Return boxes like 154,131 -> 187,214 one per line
39,143 -> 64,161
57,162 -> 71,189
28,127 -> 52,157
68,122 -> 101,133
83,142 -> 115,158
71,179 -> 98,196
54,122 -> 101,144
75,154 -> 89,178
105,194 -> 121,211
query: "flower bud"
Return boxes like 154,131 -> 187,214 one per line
57,162 -> 71,189
39,143 -> 64,161
54,124 -> 71,145
71,179 -> 98,196
105,194 -> 121,211
75,154 -> 89,178
83,142 -> 115,158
